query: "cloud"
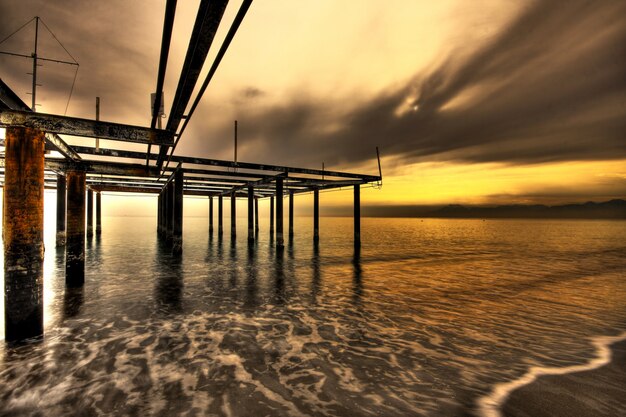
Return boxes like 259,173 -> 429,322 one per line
191,0 -> 626,169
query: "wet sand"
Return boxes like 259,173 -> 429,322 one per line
502,339 -> 626,417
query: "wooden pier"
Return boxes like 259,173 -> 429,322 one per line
0,0 -> 381,342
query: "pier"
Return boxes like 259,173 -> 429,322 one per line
0,0 -> 381,342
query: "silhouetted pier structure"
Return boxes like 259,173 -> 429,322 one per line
0,0 -> 381,342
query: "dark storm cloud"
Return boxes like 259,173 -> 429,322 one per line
205,0 -> 626,169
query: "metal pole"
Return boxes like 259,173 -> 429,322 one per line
231,191 -> 236,239
31,17 -> 39,111
234,120 -> 237,165
95,97 -> 100,151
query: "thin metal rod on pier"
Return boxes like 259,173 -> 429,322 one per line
209,195 -> 214,235
313,189 -> 319,244
276,178 -> 284,248
172,169 -> 183,254
288,190 -> 294,241
87,189 -> 94,237
354,184 -> 361,247
247,186 -> 254,243
3,127 -> 45,342
66,169 -> 86,287
56,174 -> 66,246
95,191 -> 102,235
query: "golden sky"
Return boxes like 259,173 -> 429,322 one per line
1,0 -> 624,212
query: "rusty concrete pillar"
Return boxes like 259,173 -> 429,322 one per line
231,191 -> 236,239
255,196 -> 259,233
276,178 -> 284,248
86,189 -> 94,238
66,169 -> 86,287
269,196 -> 274,236
56,174 -> 66,246
209,195 -> 214,236
313,188 -> 319,244
288,190 -> 294,241
218,194 -> 223,236
354,184 -> 361,248
172,169 -> 183,255
248,186 -> 254,243
3,127 -> 45,342
95,191 -> 102,235
165,182 -> 173,241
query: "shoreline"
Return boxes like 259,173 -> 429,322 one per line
477,332 -> 626,417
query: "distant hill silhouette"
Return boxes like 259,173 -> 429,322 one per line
427,199 -> 626,219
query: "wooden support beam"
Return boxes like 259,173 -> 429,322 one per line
66,169 -> 86,287
248,186 -> 254,243
0,110 -> 174,145
313,189 -> 319,243
87,189 -> 94,238
96,191 -> 102,235
56,174 -> 66,246
354,184 -> 361,247
172,169 -> 183,255
276,178 -> 284,248
3,127 -> 45,342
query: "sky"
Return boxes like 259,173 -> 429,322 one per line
0,0 -> 624,216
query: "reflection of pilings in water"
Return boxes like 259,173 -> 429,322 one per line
63,287 -> 84,319
3,127 -> 45,342
244,244 -> 258,309
273,246 -> 286,305
311,244 -> 321,305
229,239 -> 238,288
154,240 -> 184,313
352,246 -> 363,303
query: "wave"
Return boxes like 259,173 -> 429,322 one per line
477,331 -> 626,417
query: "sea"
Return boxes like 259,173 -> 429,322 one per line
1,214 -> 625,416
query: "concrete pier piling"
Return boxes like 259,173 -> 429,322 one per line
209,195 -> 214,236
3,127 -> 45,342
172,169 -> 183,255
276,178 -> 284,248
96,191 -> 102,235
166,182 -> 173,241
56,174 -> 66,246
231,192 -> 236,239
313,189 -> 319,244
218,194 -> 223,236
66,169 -> 86,287
86,189 -> 94,238
255,196 -> 259,233
288,190 -> 294,242
354,184 -> 361,247
157,193 -> 163,236
248,186 -> 254,243
269,196 -> 274,236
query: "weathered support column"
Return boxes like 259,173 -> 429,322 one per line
288,190 -> 294,241
165,182 -> 173,241
86,189 -> 94,238
56,174 -> 66,246
247,186 -> 254,243
209,195 -> 214,236
269,196 -> 274,236
255,196 -> 259,233
157,193 -> 163,236
231,191 -> 237,239
276,178 -> 284,248
354,184 -> 361,247
218,194 -> 223,236
313,188 -> 319,244
172,169 -> 183,255
95,191 -> 102,235
66,169 -> 86,287
3,127 -> 45,342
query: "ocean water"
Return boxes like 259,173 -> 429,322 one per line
1,215 -> 625,416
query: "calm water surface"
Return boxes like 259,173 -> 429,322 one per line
1,216 -> 625,416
